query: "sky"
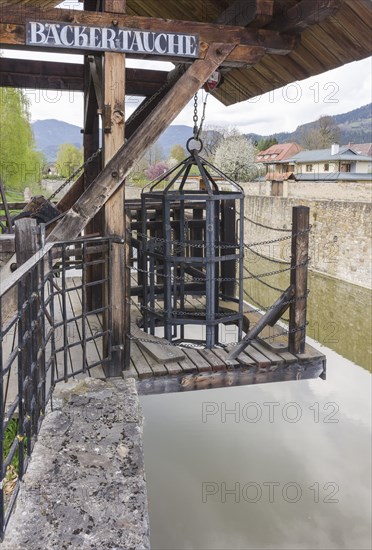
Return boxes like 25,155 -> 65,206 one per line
1,0 -> 371,136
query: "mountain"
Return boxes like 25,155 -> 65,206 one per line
32,119 -> 83,162
245,103 -> 372,147
32,103 -> 372,161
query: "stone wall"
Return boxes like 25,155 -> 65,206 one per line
4,378 -> 150,550
244,195 -> 372,289
286,180 -> 372,202
110,184 -> 372,288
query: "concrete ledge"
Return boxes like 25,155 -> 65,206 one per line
4,378 -> 150,550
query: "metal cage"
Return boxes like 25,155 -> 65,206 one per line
139,147 -> 245,348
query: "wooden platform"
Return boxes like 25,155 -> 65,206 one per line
125,326 -> 326,395
2,278 -> 326,407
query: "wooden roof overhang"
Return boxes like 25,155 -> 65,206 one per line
0,0 -> 370,105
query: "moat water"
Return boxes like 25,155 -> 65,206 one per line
140,271 -> 371,549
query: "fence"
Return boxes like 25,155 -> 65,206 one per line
0,235 -> 119,539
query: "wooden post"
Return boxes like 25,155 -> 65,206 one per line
15,218 -> 38,267
83,51 -> 103,310
0,176 -> 13,233
14,218 -> 40,433
102,0 -> 127,377
288,206 -> 310,354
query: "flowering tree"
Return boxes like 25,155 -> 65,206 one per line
214,132 -> 258,181
145,162 -> 169,180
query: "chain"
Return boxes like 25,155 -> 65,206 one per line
129,323 -> 308,350
243,260 -> 309,280
244,216 -> 292,232
136,231 -> 238,250
196,93 -> 209,140
246,246 -> 291,265
243,267 -> 287,293
193,93 -> 199,139
139,302 -> 234,318
12,148 -> 102,228
243,288 -> 309,314
49,148 -> 102,201
245,227 -> 311,249
128,69 -> 182,127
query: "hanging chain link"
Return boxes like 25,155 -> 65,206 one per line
193,93 -> 199,139
128,69 -> 182,127
13,148 -> 101,229
196,93 -> 209,140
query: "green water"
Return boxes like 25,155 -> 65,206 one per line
244,254 -> 372,371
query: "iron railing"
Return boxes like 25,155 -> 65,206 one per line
0,235 -> 121,539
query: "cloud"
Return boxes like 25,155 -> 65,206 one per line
1,45 -> 370,136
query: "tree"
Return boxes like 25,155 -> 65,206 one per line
214,132 -> 258,181
169,144 -> 187,163
145,162 -> 169,181
301,116 -> 341,149
145,142 -> 164,165
257,137 -> 278,151
0,88 -> 43,191
55,143 -> 83,178
200,125 -> 224,158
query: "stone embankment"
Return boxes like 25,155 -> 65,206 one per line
4,378 -> 150,550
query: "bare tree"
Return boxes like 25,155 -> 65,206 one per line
301,116 -> 341,149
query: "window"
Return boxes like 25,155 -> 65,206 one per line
306,164 -> 313,172
324,163 -> 329,172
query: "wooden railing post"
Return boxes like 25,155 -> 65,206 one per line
288,206 -> 310,354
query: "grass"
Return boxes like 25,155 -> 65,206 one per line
2,418 -> 25,499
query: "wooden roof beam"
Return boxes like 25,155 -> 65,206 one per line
268,0 -> 341,33
215,0 -> 274,28
0,58 -> 169,95
47,42 -> 236,243
0,5 -> 297,60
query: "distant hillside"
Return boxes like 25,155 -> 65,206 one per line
245,103 -> 372,146
32,119 -> 83,162
32,119 -> 193,161
32,103 -> 372,161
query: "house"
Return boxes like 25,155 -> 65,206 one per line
348,143 -> 372,157
256,142 -> 303,182
286,144 -> 372,182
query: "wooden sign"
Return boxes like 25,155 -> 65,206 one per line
26,21 -> 199,58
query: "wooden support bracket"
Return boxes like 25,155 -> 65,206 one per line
47,42 -> 236,244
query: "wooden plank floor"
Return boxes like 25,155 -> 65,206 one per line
126,301 -> 326,394
2,279 -> 327,408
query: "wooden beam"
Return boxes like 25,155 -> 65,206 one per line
268,0 -> 341,33
289,206 -> 310,354
102,0 -> 127,376
0,57 -> 169,95
83,46 -> 104,310
47,43 -> 235,244
0,6 -> 296,59
0,234 -> 15,254
215,0 -> 274,28
125,66 -> 185,141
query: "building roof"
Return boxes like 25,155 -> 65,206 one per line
295,173 -> 372,182
285,147 -> 372,163
348,143 -> 372,156
0,0 -> 370,107
265,171 -> 295,181
257,143 -> 302,163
